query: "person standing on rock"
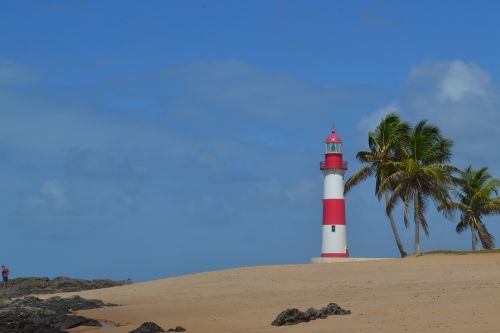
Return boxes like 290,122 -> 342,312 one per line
2,265 -> 9,288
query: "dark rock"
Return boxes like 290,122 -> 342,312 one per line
271,302 -> 351,326
0,295 -> 114,333
129,322 -> 165,333
43,295 -> 112,312
167,326 -> 186,332
271,308 -> 306,326
322,302 -> 351,316
304,307 -> 319,321
0,276 -> 132,299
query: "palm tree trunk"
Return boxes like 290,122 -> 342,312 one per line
385,192 -> 407,258
414,194 -> 420,255
471,223 -> 477,251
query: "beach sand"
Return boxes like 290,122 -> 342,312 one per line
65,253 -> 500,333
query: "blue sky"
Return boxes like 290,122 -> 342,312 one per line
1,1 -> 499,281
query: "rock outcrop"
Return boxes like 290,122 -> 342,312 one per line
0,295 -> 114,333
0,276 -> 132,298
129,322 -> 166,333
271,302 -> 351,326
129,322 -> 187,333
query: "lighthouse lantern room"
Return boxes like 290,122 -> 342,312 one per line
319,129 -> 348,258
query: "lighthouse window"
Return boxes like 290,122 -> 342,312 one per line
326,143 -> 342,153
331,225 -> 336,232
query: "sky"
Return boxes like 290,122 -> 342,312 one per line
1,1 -> 499,281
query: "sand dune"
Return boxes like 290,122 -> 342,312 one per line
65,254 -> 500,333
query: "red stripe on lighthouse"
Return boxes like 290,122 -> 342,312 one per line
324,154 -> 347,169
321,252 -> 348,258
322,199 -> 345,225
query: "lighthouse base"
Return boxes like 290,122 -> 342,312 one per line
310,257 -> 394,264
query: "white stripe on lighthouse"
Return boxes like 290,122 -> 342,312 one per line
323,169 -> 345,199
322,225 -> 347,254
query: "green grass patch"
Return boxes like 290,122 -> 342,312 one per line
422,248 -> 500,255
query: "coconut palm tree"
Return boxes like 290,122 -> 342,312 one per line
345,113 -> 410,257
441,166 -> 500,250
381,120 -> 454,255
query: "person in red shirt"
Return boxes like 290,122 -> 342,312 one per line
2,265 -> 9,288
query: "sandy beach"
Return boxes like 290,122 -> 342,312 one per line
64,253 -> 500,333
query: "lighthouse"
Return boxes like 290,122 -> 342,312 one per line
319,129 -> 348,258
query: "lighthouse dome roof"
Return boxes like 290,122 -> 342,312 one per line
325,130 -> 342,143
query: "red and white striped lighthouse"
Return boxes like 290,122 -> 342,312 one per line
319,129 -> 348,258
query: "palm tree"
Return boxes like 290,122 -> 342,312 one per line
441,166 -> 500,250
381,120 -> 454,255
345,113 -> 410,257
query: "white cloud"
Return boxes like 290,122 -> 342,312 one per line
0,59 -> 384,237
406,59 -> 491,103
27,180 -> 71,212
41,180 -> 70,210
438,60 -> 490,102
358,101 -> 399,131
362,59 -> 500,174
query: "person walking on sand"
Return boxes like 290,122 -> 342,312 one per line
2,265 -> 9,288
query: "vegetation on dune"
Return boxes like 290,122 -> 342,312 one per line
380,120 -> 455,255
348,114 -> 499,255
345,113 -> 410,258
439,166 -> 500,250
423,248 -> 500,255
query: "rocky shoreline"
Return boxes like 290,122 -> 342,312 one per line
0,276 -> 131,332
0,295 -> 114,333
0,276 -> 132,298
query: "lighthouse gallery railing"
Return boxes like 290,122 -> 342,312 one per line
320,161 -> 348,170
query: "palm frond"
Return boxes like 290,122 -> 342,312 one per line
455,219 -> 467,234
345,165 -> 375,194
